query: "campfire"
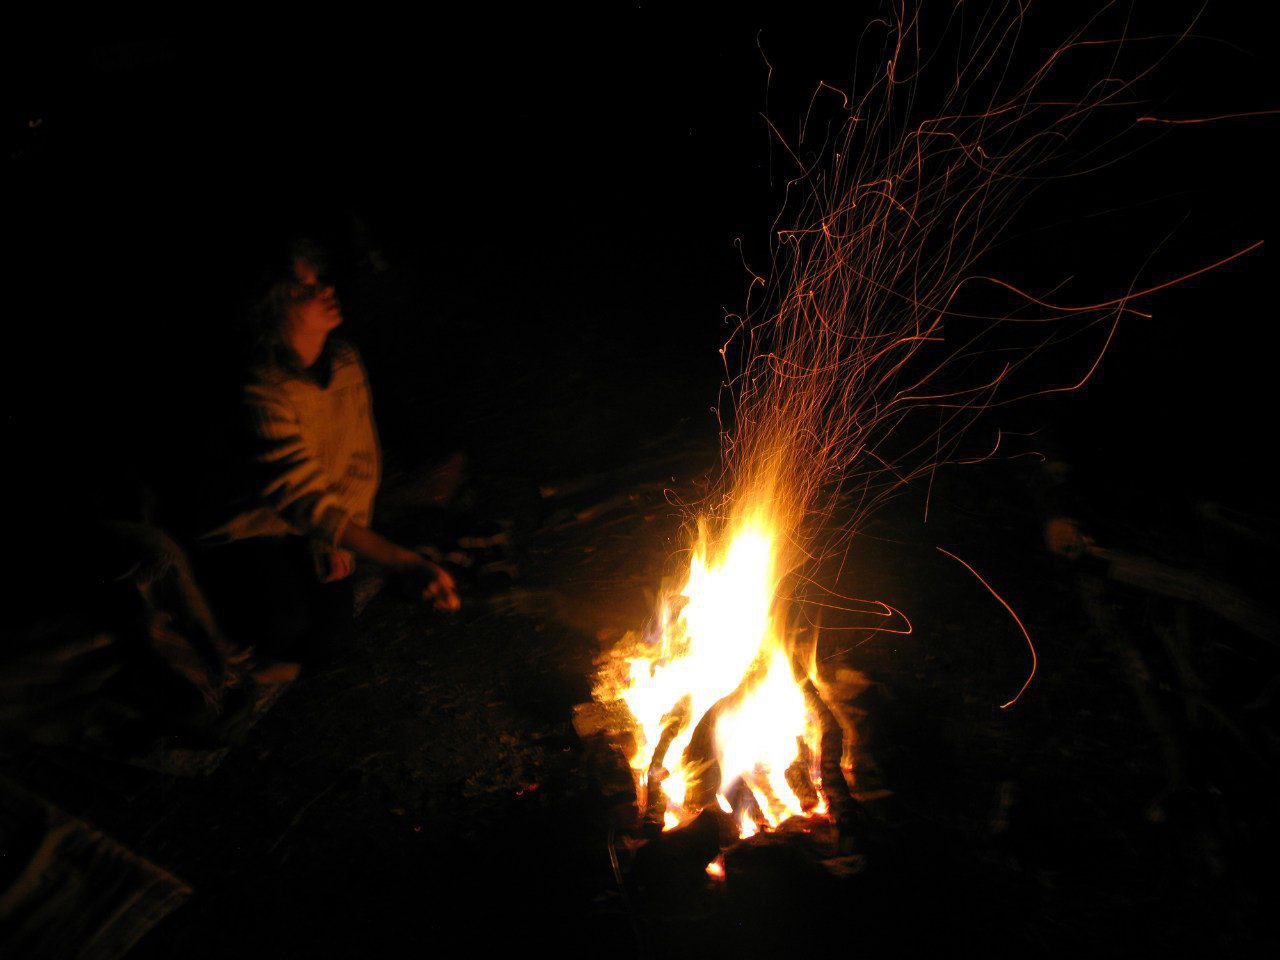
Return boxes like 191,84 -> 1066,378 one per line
580,0 -> 1261,895
591,486 -> 861,848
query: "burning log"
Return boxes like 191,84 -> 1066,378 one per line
784,737 -> 820,813
679,698 -> 724,812
677,665 -> 863,837
755,775 -> 793,825
803,679 -> 866,848
642,697 -> 691,837
679,654 -> 775,811
723,777 -> 767,831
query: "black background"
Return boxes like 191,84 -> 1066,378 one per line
7,2 -> 1276,519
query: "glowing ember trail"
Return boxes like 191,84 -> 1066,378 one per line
936,546 -> 1037,710
593,3 -> 1263,841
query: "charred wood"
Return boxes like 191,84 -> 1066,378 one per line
679,656 -> 775,810
803,679 -> 866,848
680,696 -> 726,812
643,697 -> 691,837
1087,544 -> 1278,646
724,777 -> 766,830
784,737 -> 820,812
631,807 -> 735,896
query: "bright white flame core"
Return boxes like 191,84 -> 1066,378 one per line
610,501 -> 819,832
716,649 -> 809,818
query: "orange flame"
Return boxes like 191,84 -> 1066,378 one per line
600,489 -> 822,833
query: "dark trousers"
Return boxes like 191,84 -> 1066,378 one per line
195,538 -> 354,665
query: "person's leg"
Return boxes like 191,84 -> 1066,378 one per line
130,527 -> 243,676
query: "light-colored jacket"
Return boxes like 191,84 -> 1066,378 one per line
202,339 -> 380,577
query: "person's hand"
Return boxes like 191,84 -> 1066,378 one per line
393,551 -> 461,612
421,560 -> 461,612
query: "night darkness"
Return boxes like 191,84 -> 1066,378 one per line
4,3 -> 1279,958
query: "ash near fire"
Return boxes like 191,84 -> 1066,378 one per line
3,3 -> 1278,958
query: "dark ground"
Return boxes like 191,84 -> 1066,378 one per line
4,4 -> 1278,957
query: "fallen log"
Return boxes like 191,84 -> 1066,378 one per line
1086,544 -> 1278,645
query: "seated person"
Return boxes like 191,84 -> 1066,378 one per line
197,242 -> 458,664
3,475 -> 290,748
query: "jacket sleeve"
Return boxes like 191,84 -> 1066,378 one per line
243,384 -> 350,546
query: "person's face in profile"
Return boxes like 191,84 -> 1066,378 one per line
286,257 -> 343,335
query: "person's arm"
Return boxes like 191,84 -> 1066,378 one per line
337,521 -> 459,611
245,387 -> 350,542
245,386 -> 459,611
